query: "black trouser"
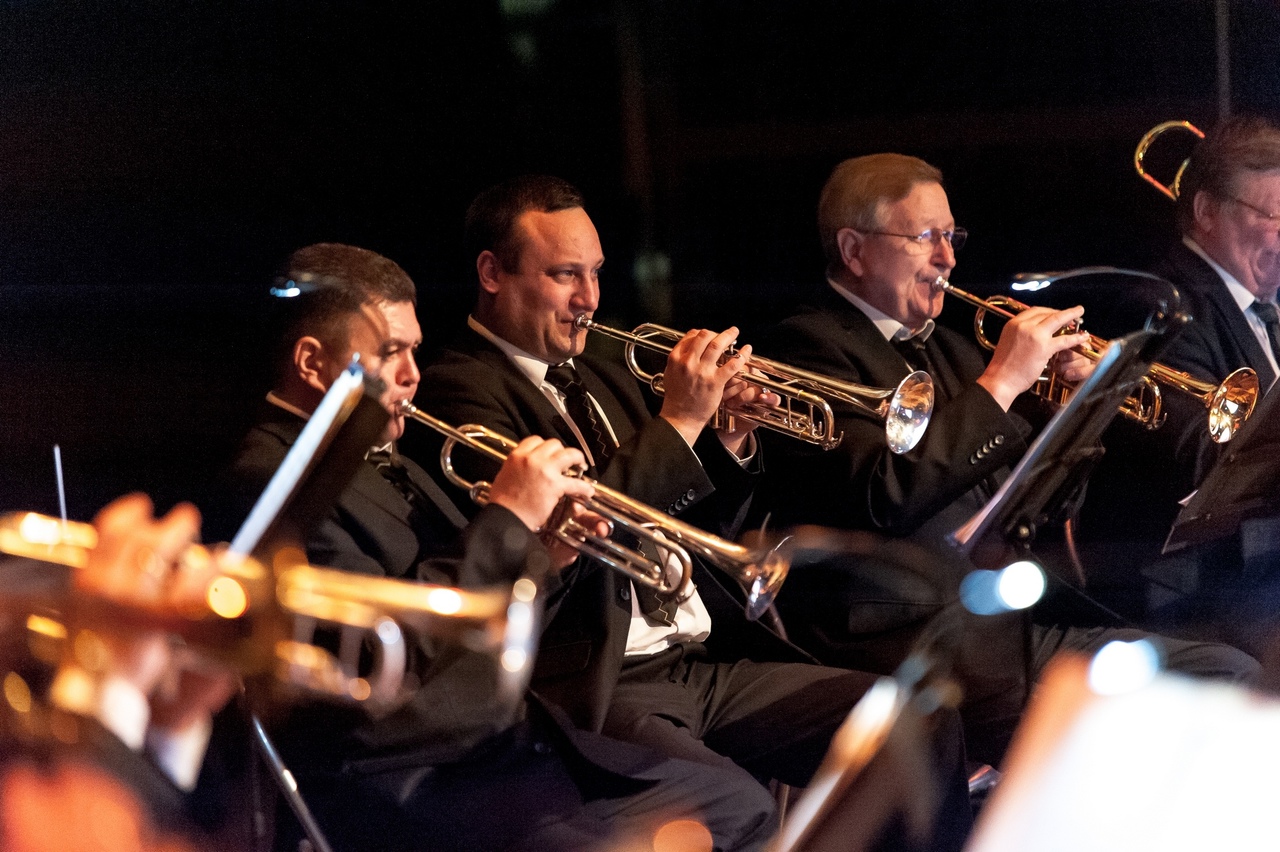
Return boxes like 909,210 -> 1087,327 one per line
604,643 -> 972,852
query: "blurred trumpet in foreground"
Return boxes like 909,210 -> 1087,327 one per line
573,316 -> 934,454
933,276 -> 1258,443
0,511 -> 539,708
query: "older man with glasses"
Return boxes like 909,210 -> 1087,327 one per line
751,152 -> 1259,767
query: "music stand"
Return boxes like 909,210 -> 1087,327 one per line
949,326 -> 1174,567
227,361 -> 387,852
1162,375 -> 1280,556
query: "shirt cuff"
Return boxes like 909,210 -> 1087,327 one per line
147,717 -> 214,792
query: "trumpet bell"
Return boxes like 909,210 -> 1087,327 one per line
742,542 -> 790,622
1206,367 -> 1259,444
885,370 -> 934,454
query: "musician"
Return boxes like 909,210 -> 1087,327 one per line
223,243 -> 781,852
413,176 -> 973,850
754,153 -> 1259,762
0,494 -> 241,851
1078,116 -> 1280,628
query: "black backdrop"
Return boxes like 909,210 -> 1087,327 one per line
2,0 -> 1278,517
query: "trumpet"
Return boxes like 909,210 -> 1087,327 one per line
0,511 -> 538,708
573,316 -> 934,454
1134,120 -> 1205,201
399,401 -> 789,621
932,276 -> 1259,443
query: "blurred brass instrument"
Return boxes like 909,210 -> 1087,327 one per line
0,511 -> 538,707
573,316 -> 934,454
1134,120 -> 1205,201
399,401 -> 789,621
933,276 -> 1259,443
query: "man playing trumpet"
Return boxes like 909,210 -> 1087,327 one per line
756,153 -> 1258,764
220,243 -> 785,852
413,176 -> 974,851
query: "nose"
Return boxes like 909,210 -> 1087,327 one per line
932,236 -> 956,272
398,352 -> 421,389
571,272 -> 600,313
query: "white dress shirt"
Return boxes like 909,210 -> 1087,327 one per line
468,316 -> 713,654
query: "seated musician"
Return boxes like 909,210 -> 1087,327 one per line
0,494 -> 240,851
221,243 -> 784,852
412,177 -> 974,851
1079,116 -> 1280,631
753,153 -> 1259,764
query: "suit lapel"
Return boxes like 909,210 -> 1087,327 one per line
820,288 -> 917,386
455,328 -> 585,449
1171,244 -> 1277,387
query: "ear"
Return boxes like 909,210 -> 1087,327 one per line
1192,190 -> 1217,234
477,250 -> 502,296
293,336 -> 332,394
835,227 -> 866,278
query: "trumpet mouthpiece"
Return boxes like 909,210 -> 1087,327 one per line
932,276 -> 950,293
573,314 -> 594,330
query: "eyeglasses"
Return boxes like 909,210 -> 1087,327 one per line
861,227 -> 968,252
1227,196 -> 1280,224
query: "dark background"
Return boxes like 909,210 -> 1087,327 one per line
2,0 -> 1279,518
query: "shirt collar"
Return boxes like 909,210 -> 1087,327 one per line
827,278 -> 935,343
1183,235 -> 1258,313
468,315 -> 568,385
265,390 -> 312,421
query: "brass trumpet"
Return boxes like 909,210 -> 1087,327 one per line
933,276 -> 1259,443
573,316 -> 934,454
1134,120 -> 1205,201
399,401 -> 789,621
0,511 -> 538,708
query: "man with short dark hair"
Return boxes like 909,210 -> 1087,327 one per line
224,242 -> 783,852
414,177 -> 975,851
756,154 -> 1259,765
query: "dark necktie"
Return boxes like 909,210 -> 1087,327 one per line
545,363 -> 615,470
366,447 -> 442,558
1251,300 -> 1280,367
893,333 -> 958,403
546,364 -> 675,623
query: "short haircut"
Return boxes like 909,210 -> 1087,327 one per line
1177,115 -> 1280,234
464,175 -> 586,272
818,154 -> 944,275
270,242 -> 416,374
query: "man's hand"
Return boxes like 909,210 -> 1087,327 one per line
716,368 -> 780,457
487,437 -> 593,535
658,327 -> 748,447
54,494 -> 238,744
976,305 -> 1091,410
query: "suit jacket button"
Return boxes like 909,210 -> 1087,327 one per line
969,454 -> 979,464
533,741 -> 552,755
620,586 -> 631,601
685,489 -> 696,500
994,434 -> 1005,445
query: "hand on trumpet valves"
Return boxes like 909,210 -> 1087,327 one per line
487,436 -> 599,566
52,494 -> 237,743
657,326 -> 752,452
717,364 -> 782,455
976,304 -> 1091,411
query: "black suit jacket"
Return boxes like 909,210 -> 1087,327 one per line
755,287 -> 1030,543
224,405 -> 701,852
1155,240 -> 1277,391
412,327 -> 810,732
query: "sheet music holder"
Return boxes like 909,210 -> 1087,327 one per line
228,360 -> 388,560
950,326 -> 1172,565
1162,375 -> 1280,555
